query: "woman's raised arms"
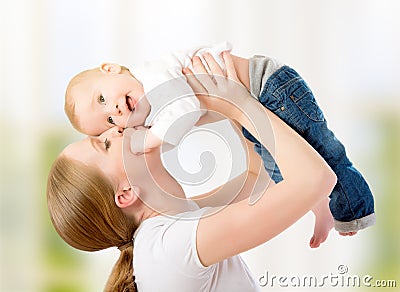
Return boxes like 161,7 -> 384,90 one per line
183,52 -> 337,267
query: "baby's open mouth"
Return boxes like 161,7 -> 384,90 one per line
126,96 -> 135,112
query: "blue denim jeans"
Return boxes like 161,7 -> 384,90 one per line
242,66 -> 376,232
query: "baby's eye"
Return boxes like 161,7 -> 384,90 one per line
107,117 -> 115,125
98,95 -> 106,103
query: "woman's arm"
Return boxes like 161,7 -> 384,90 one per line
230,54 -> 250,91
184,52 -> 337,266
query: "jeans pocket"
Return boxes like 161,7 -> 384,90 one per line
289,81 -> 325,122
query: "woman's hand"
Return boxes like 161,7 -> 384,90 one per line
183,52 -> 251,122
185,52 -> 336,267
184,52 -> 273,150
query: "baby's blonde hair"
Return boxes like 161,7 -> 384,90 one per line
64,68 -> 100,133
64,65 -> 131,134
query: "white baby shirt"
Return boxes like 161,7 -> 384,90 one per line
131,42 -> 232,146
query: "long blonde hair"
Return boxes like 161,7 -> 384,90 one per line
47,155 -> 138,291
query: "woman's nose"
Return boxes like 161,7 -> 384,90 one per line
111,126 -> 124,137
97,126 -> 123,141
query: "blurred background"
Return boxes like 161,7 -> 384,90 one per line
1,0 -> 399,291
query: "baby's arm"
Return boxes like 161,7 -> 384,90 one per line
128,127 -> 162,154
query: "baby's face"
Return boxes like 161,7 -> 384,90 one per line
72,70 -> 150,136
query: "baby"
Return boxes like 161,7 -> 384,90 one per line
65,43 -> 231,154
64,43 -> 375,247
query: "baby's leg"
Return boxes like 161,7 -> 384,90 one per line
242,127 -> 283,183
245,64 -> 375,235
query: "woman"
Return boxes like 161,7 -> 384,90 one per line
47,54 -> 336,291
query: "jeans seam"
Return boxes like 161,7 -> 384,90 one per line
336,181 -> 357,219
272,76 -> 302,102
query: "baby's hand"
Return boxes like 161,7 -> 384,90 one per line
129,128 -> 148,155
125,127 -> 149,155
125,127 -> 162,155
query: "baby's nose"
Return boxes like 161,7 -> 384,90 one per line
114,104 -> 122,115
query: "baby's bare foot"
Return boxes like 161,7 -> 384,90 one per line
310,198 -> 334,248
339,231 -> 357,236
310,212 -> 334,248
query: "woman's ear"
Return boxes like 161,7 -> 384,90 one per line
115,185 -> 140,209
99,63 -> 122,74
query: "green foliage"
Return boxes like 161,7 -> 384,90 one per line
38,129 -> 89,291
365,114 -> 400,290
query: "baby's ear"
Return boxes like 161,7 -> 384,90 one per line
100,63 -> 122,74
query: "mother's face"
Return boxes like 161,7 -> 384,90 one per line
62,127 -> 149,190
62,126 -> 188,214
